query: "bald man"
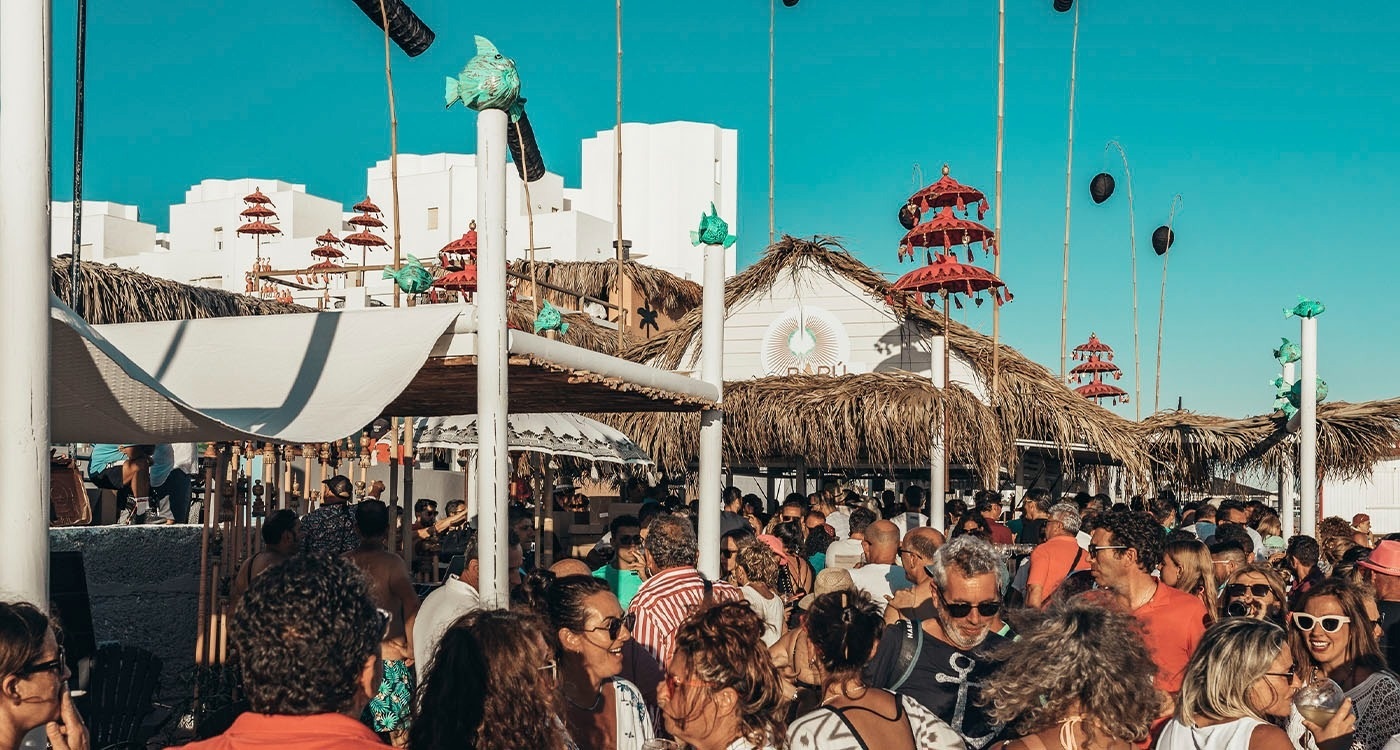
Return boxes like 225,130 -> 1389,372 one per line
885,526 -> 945,623
550,558 -> 593,578
849,520 -> 913,613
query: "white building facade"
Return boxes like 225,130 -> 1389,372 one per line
50,201 -> 157,263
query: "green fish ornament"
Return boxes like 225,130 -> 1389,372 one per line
533,300 -> 569,336
383,255 -> 434,294
445,36 -> 523,119
1284,296 -> 1326,319
1287,378 -> 1329,410
1273,338 -> 1301,365
1270,377 -> 1294,416
689,203 -> 737,248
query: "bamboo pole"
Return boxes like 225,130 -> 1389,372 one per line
1058,1 -> 1079,381
1153,194 -> 1183,414
194,454 -> 215,668
1105,140 -> 1140,419
991,0 -> 1006,401
614,0 -> 625,347
768,0 -> 776,246
376,0 -> 403,309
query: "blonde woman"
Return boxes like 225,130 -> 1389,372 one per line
1162,538 -> 1218,624
733,541 -> 785,646
1159,618 -> 1353,750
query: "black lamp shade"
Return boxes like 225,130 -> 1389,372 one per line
898,203 -> 920,230
1152,226 -> 1175,255
783,0 -> 800,6
507,110 -> 547,183
1089,173 -> 1115,204
1053,0 -> 1074,11
347,0 -> 434,57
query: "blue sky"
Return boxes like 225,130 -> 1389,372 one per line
49,0 -> 1400,419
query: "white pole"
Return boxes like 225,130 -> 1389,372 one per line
1279,360 -> 1297,538
475,109 -> 510,607
697,242 -> 725,579
1299,317 -> 1318,538
929,334 -> 947,532
0,0 -> 53,606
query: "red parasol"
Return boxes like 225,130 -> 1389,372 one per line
1075,381 -> 1129,404
239,204 -> 277,219
316,229 -> 343,244
440,228 -> 478,256
898,206 -> 997,264
242,188 -> 275,206
352,197 -> 383,214
349,214 -> 386,228
311,245 -> 346,259
906,164 -> 989,220
1072,332 -> 1114,360
1069,358 -> 1122,377
236,220 -> 281,236
434,266 -> 478,292
893,252 -> 1012,306
343,230 -> 388,248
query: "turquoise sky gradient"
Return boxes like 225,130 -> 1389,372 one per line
48,1 -> 1400,419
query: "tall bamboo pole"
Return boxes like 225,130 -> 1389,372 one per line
768,0 -> 776,246
1105,141 -> 1140,419
377,0 -> 403,308
614,0 -> 625,346
1153,195 -> 1183,413
990,0 -> 1006,399
1058,1 -> 1079,380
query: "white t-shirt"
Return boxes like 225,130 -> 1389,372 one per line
826,508 -> 851,540
847,563 -> 912,613
1158,717 -> 1265,750
412,574 -> 481,671
891,512 -> 930,539
742,584 -> 784,647
788,692 -> 963,750
825,538 -> 865,570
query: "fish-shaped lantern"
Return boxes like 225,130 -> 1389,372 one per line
1287,378 -> 1329,410
445,36 -> 523,119
1284,296 -> 1326,319
1273,338 -> 1301,365
689,202 -> 737,248
533,300 -> 569,336
1270,377 -> 1293,416
383,255 -> 434,294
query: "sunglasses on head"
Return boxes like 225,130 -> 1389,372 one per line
944,600 -> 1001,618
584,612 -> 636,641
1292,613 -> 1351,633
17,646 -> 66,677
1226,583 -> 1273,598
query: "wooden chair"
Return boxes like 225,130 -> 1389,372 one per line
81,644 -> 163,750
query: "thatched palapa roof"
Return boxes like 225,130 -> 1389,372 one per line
606,236 -> 1147,478
509,259 -> 702,321
52,258 -> 310,323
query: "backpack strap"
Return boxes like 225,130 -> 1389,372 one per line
890,618 -> 925,691
1066,546 -> 1084,579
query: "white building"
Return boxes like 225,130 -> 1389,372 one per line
49,202 -> 157,263
1322,456 -> 1400,533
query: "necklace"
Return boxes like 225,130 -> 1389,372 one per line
563,685 -> 604,712
822,682 -> 869,705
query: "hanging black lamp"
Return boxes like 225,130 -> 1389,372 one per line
898,203 -> 920,230
1089,173 -> 1115,204
1151,226 -> 1175,255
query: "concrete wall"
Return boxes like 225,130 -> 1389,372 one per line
50,525 -> 201,703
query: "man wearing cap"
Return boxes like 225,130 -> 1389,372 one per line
1353,514 -> 1375,548
301,475 -> 360,557
1359,539 -> 1400,672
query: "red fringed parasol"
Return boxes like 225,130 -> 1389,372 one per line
898,206 -> 997,264
1075,381 -> 1129,404
906,164 -> 990,220
349,213 -> 387,228
1069,358 -> 1122,378
242,188 -> 275,206
239,204 -> 277,219
311,245 -> 346,259
1072,332 -> 1114,360
893,252 -> 1012,306
1069,333 -> 1128,405
352,197 -> 383,214
343,231 -> 389,248
316,229 -> 342,244
236,219 -> 281,236
434,266 -> 478,292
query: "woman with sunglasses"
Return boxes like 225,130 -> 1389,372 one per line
1160,617 -> 1353,750
789,590 -> 961,750
0,602 -> 86,750
409,608 -> 571,750
1219,564 -> 1288,624
1289,579 -> 1400,750
656,601 -> 788,749
524,572 -> 653,750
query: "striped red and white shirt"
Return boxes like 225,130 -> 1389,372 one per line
627,566 -> 743,669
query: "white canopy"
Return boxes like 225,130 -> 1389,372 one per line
406,413 -> 652,466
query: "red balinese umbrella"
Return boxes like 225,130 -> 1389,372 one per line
240,204 -> 277,219
349,213 -> 387,228
434,266 -> 478,292
893,252 -> 1011,306
1075,381 -> 1129,405
316,229 -> 342,244
352,197 -> 383,214
312,245 -> 346,259
1072,332 -> 1114,360
1069,358 -> 1122,378
343,230 -> 388,248
898,206 -> 997,264
439,222 -> 479,271
242,188 -> 275,206
236,220 -> 281,236
906,164 -> 989,220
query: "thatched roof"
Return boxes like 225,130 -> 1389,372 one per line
509,259 -> 702,321
53,258 -> 309,323
612,236 -> 1147,478
1144,399 -> 1400,485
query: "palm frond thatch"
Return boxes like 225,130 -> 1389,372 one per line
509,259 -> 701,321
52,258 -> 309,323
506,300 -> 633,356
616,236 -> 1146,478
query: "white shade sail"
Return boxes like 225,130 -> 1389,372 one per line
400,413 -> 652,466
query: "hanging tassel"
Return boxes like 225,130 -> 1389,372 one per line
975,294 -> 984,307
943,234 -> 952,252
1004,289 -> 1014,303
978,198 -> 988,220
919,198 -> 929,212
967,246 -> 974,262
956,195 -> 966,213
953,296 -> 963,309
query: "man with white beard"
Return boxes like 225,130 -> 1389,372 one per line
866,535 -> 1008,749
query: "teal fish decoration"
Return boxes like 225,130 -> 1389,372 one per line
445,36 -> 523,119
689,203 -> 737,248
383,255 -> 434,294
1273,338 -> 1301,365
1284,296 -> 1326,319
533,300 -> 569,336
1270,377 -> 1293,415
1287,378 -> 1329,410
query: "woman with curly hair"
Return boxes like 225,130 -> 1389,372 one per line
982,598 -> 1161,750
788,590 -> 961,750
1160,617 -> 1353,750
521,572 -> 654,750
1218,564 -> 1289,624
409,609 -> 570,750
656,601 -> 789,749
732,541 -> 784,646
1288,578 -> 1399,750
1161,538 -> 1218,623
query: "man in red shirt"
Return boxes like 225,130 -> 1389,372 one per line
1025,503 -> 1091,607
181,554 -> 390,749
1090,509 -> 1206,698
976,491 -> 1014,545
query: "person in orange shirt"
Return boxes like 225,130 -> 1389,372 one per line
1089,510 -> 1206,698
1025,503 -> 1091,608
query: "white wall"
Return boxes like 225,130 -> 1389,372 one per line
579,122 -> 739,280
50,202 -> 157,262
1323,458 -> 1400,533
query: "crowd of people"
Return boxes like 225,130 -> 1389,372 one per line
6,481 -> 1400,750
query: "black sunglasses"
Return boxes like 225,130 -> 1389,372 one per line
944,601 -> 1001,618
1226,583 -> 1273,598
18,646 -> 66,677
616,534 -> 642,547
584,612 -> 636,641
721,548 -> 738,558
